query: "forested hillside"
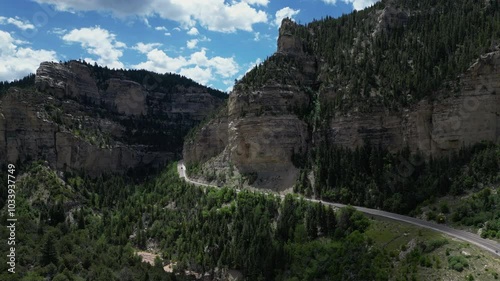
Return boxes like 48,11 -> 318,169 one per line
241,0 -> 500,111
3,162 -> 499,280
0,163 -> 389,280
299,142 -> 500,217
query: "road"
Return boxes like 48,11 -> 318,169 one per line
177,161 -> 500,257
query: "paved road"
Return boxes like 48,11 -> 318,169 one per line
177,161 -> 500,257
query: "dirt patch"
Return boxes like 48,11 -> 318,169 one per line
136,251 -> 158,266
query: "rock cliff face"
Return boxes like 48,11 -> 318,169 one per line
326,51 -> 500,156
0,61 -> 225,175
184,13 -> 500,190
183,19 -> 316,190
226,84 -> 310,190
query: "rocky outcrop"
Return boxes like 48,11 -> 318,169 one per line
417,51 -> 500,154
0,61 -> 225,175
36,61 -> 100,101
183,16 -> 317,191
277,18 -> 305,55
183,106 -> 228,165
184,85 -> 311,191
104,78 -> 147,116
374,4 -> 409,34
226,84 -> 310,190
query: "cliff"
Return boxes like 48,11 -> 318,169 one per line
183,0 -> 500,191
0,61 -> 226,175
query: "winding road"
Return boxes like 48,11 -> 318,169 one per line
177,161 -> 500,257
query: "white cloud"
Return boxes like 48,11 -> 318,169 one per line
155,26 -> 167,31
187,27 -> 199,36
49,27 -> 67,35
274,7 -> 300,27
187,39 -> 198,49
321,0 -> 378,10
205,55 -> 239,78
0,30 -> 57,81
164,32 -> 171,36
179,66 -> 212,84
253,32 -> 260,41
133,42 -> 162,54
143,18 -> 151,27
0,16 -> 35,30
132,48 -> 239,85
242,0 -> 269,6
33,0 -> 268,33
133,49 -> 188,74
188,49 -> 239,77
62,26 -> 125,69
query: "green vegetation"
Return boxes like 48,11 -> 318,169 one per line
366,218 -> 500,281
1,160 -> 499,280
448,255 -> 469,272
0,162 -> 393,281
295,142 -> 499,216
73,59 -> 227,99
0,73 -> 35,95
240,0 -> 500,111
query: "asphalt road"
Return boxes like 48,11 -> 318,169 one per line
177,161 -> 500,257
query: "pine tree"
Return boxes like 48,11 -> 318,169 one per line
41,234 -> 58,266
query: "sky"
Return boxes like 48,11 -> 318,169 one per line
0,0 -> 378,92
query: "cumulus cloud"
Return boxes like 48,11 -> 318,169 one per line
62,26 -> 125,69
132,42 -> 162,54
186,39 -> 198,49
241,0 -> 269,6
49,27 -> 67,35
206,55 -> 239,78
274,7 -> 300,27
254,32 -> 260,41
33,0 -> 268,33
179,66 -> 212,84
0,30 -> 57,81
155,26 -> 167,31
322,0 -> 378,10
0,16 -> 35,30
187,27 -> 199,36
134,48 -> 188,74
132,47 -> 239,85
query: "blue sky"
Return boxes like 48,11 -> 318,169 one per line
0,0 -> 377,92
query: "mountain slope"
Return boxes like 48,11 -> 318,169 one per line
184,0 -> 500,191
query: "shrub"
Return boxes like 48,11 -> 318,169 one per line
448,255 -> 469,272
440,202 -> 450,214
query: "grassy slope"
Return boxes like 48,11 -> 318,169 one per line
367,218 -> 500,281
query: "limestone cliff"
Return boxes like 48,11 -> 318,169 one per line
183,1 -> 500,191
325,51 -> 500,156
183,19 -> 316,190
0,61 -> 226,175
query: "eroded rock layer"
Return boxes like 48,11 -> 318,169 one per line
0,61 -> 225,175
